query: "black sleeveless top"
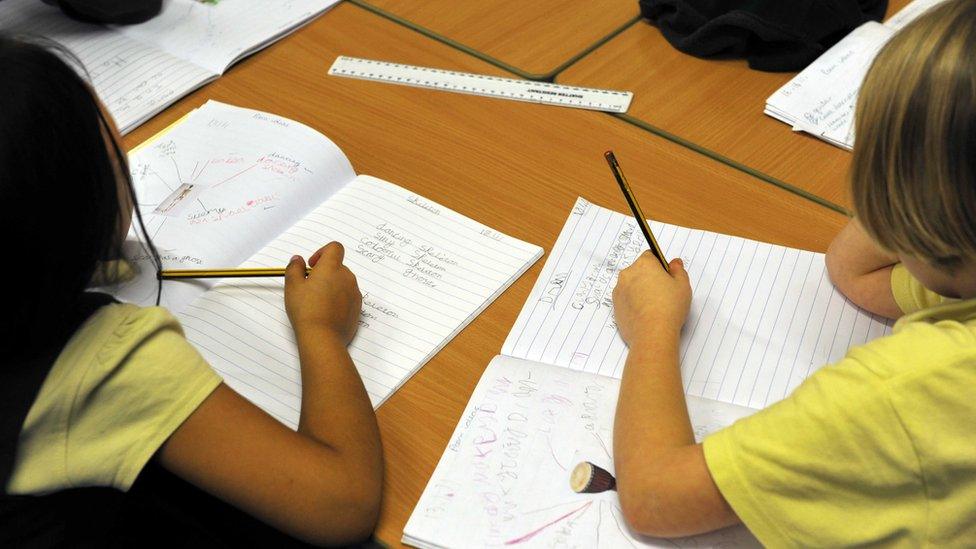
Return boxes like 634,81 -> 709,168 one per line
0,293 -> 342,547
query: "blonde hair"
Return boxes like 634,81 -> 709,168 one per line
851,0 -> 976,269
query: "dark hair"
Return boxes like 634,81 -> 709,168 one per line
0,36 -> 159,350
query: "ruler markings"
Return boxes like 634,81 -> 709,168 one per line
328,56 -> 633,113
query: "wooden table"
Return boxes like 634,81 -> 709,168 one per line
347,0 -> 641,79
557,0 -> 913,213
124,2 -> 849,546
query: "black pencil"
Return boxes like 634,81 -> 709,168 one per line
604,151 -> 670,273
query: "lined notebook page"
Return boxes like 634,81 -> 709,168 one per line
503,198 -> 892,410
404,355 -> 759,549
179,176 -> 542,427
116,0 -> 341,74
0,0 -> 216,134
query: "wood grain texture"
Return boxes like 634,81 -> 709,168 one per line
123,3 -> 847,546
557,0 -> 913,211
353,0 -> 640,78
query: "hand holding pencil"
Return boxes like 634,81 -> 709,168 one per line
160,241 -> 362,344
606,151 -> 691,343
283,242 -> 362,345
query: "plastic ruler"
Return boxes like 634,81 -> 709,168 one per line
328,56 -> 633,113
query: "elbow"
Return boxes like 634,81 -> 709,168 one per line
616,460 -> 711,539
617,478 -> 682,538
824,239 -> 846,289
300,482 -> 382,547
299,461 -> 384,546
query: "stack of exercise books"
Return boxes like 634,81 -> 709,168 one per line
764,0 -> 946,150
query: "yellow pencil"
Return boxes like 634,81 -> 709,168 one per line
604,150 -> 670,273
159,267 -> 311,279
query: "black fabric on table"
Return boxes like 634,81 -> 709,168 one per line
639,0 -> 889,72
53,0 -> 162,24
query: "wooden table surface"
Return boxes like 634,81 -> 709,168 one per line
124,2 -> 848,546
557,0 -> 913,213
348,0 -> 640,79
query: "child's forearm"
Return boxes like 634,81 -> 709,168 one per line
614,328 -> 739,536
615,326 -> 694,474
295,329 -> 383,485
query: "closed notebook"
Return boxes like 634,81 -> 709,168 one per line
116,100 -> 542,427
403,198 -> 893,547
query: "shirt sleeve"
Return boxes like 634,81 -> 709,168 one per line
64,308 -> 221,491
891,262 -> 947,314
702,355 -> 926,546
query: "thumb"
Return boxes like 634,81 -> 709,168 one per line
669,258 -> 689,282
285,255 -> 306,286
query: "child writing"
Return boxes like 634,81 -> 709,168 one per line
611,0 -> 976,545
0,37 -> 383,546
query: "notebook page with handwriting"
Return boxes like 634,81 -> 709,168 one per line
0,0 -> 216,134
403,355 -> 759,549
502,198 -> 892,410
115,101 -> 355,312
116,0 -> 341,74
178,176 -> 542,427
764,0 -> 949,150
764,21 -> 892,150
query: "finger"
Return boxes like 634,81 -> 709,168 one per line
308,246 -> 325,267
316,241 -> 345,268
284,255 -> 307,287
669,258 -> 690,282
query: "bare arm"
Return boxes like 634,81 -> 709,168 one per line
825,218 -> 902,319
611,254 -> 739,537
158,243 -> 383,546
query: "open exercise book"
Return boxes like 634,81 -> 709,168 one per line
764,0 -> 947,150
114,100 -> 542,427
0,0 -> 339,134
404,198 -> 894,548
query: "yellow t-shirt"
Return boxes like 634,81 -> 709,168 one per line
703,265 -> 976,546
6,303 -> 221,495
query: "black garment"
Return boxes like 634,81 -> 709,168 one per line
43,0 -> 162,24
0,293 -> 377,547
639,0 -> 889,71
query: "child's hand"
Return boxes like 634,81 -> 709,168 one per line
612,254 -> 691,345
285,242 -> 362,344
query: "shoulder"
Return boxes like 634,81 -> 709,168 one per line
891,263 -> 949,314
28,303 -> 187,414
64,303 -> 185,359
704,327 -> 976,544
9,303 -> 221,495
703,351 -> 925,545
848,317 -> 976,381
